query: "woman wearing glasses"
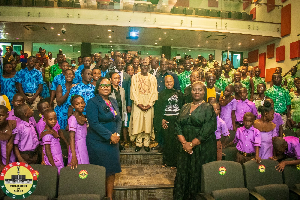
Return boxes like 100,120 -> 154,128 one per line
86,77 -> 122,200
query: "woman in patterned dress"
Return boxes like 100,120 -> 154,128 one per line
289,77 -> 300,131
0,62 -> 17,104
54,69 -> 74,130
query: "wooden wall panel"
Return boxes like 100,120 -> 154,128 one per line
267,43 -> 275,58
281,4 -> 291,37
208,0 -> 218,7
276,46 -> 285,62
267,0 -> 275,13
290,41 -> 300,59
266,68 -> 276,82
250,7 -> 256,20
259,53 -> 266,77
243,0 -> 251,10
248,49 -> 259,63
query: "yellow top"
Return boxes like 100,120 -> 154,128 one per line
207,87 -> 216,101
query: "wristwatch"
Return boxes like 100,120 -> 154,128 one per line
190,143 -> 193,147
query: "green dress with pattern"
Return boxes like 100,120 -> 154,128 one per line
290,91 -> 300,131
252,76 -> 265,93
173,103 -> 217,200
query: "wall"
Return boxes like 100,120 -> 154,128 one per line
247,1 -> 300,76
189,0 -> 242,12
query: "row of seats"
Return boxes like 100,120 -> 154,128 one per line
0,1 -> 253,21
198,159 -> 300,200
1,164 -> 107,200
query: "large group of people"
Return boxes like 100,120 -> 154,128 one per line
0,46 -> 300,199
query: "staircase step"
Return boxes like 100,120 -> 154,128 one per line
120,147 -> 163,165
114,165 -> 176,200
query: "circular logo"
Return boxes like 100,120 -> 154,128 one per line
79,170 -> 88,179
0,162 -> 37,199
258,165 -> 266,173
219,166 -> 226,175
297,164 -> 300,171
34,170 -> 39,179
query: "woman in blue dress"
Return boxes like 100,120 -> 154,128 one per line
0,62 -> 17,104
86,77 -> 121,200
54,69 -> 74,130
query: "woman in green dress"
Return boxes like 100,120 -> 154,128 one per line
173,81 -> 217,200
289,77 -> 300,131
154,75 -> 183,168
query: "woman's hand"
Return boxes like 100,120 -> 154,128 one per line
70,157 -> 78,170
269,156 -> 278,161
162,119 -> 169,129
183,142 -> 193,154
110,133 -> 120,144
137,104 -> 145,111
254,155 -> 261,164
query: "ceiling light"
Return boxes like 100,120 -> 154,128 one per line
78,51 -> 80,52
108,30 -> 111,32
109,35 -> 111,38
238,43 -> 241,45
155,43 -> 157,44
206,41 -> 208,44
171,39 -> 173,40
5,33 -> 9,35
50,27 -> 54,29
70,45 -> 72,46
111,46 -> 112,47
147,53 -> 148,54
252,38 -> 255,41
198,45 -> 200,47
164,32 -> 166,34
63,39 -> 66,41
159,38 -> 161,40
189,50 -> 191,51
57,33 -> 60,36
112,49 -> 113,50
110,41 -> 112,42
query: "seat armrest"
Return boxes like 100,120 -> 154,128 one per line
249,191 -> 266,200
196,193 -> 215,200
290,188 -> 300,196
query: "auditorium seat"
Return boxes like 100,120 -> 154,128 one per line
282,161 -> 300,200
184,7 -> 194,15
57,164 -> 106,200
222,147 -> 237,161
283,129 -> 296,137
195,8 -> 209,17
134,3 -> 148,12
148,4 -> 157,12
243,160 -> 289,200
220,11 -> 231,19
4,164 -> 58,200
209,10 -> 220,18
171,6 -> 184,15
198,161 -> 249,200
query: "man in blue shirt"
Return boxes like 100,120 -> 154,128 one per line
101,58 -> 110,78
16,56 -> 43,110
67,68 -> 95,116
156,58 -> 180,93
73,56 -> 92,84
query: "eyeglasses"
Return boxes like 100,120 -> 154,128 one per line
99,84 -> 111,88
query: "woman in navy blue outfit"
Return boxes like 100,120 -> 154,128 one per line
86,77 -> 121,200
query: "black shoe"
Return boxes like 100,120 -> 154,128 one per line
144,146 -> 150,152
151,145 -> 162,151
135,146 -> 142,152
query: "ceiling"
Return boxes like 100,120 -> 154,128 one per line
0,22 -> 280,51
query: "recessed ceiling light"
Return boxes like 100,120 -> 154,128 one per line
5,33 -> 9,35
164,32 -> 166,34
108,30 -> 111,32
238,43 -> 241,45
198,45 -> 200,47
171,39 -> 173,40
70,45 -> 72,46
78,51 -> 80,52
57,33 -> 60,36
159,38 -> 161,40
109,35 -> 111,38
112,49 -> 113,50
189,50 -> 191,51
155,43 -> 157,44
111,46 -> 112,47
206,41 -> 208,44
50,27 -> 54,29
252,38 -> 255,41
110,41 -> 112,43
147,53 -> 148,54
63,39 -> 66,41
